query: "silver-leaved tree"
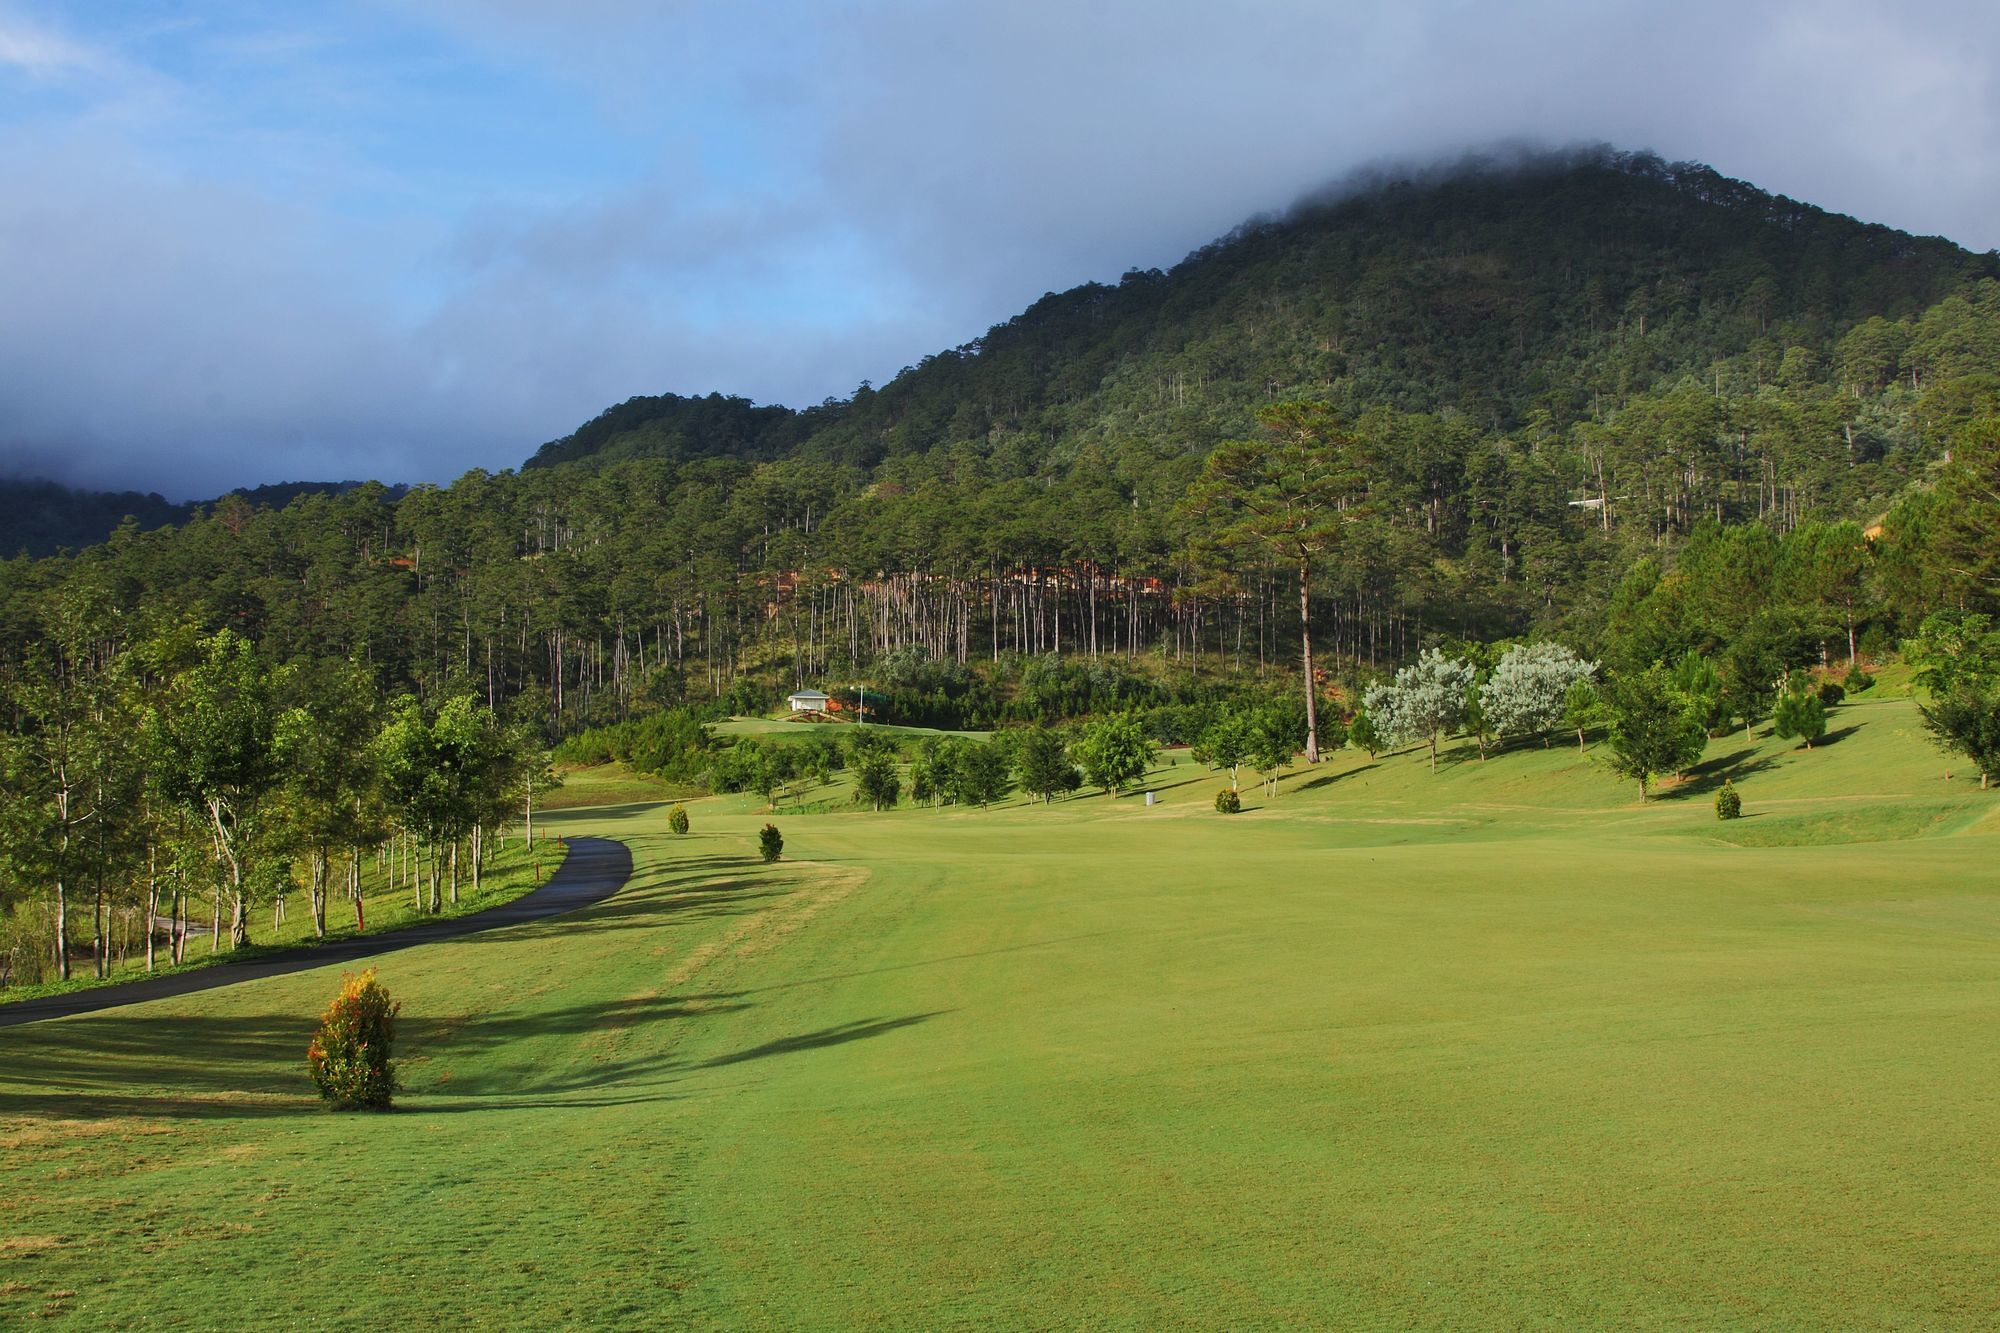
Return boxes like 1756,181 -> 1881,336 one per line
1365,649 -> 1476,773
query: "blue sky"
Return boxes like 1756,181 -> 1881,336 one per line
3,1 -> 1998,497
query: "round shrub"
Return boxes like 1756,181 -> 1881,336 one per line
1715,780 -> 1742,821
1816,680 -> 1845,708
1214,787 -> 1241,814
1844,663 -> 1875,695
758,823 -> 784,863
306,969 -> 399,1110
668,803 -> 690,835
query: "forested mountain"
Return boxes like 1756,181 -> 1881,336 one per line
5,147 -> 1999,731
533,147 -> 1992,480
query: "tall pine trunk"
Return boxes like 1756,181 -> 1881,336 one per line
1298,553 -> 1320,763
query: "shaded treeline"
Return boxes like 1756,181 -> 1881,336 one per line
0,617 -> 556,990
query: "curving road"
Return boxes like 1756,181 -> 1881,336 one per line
0,837 -> 633,1028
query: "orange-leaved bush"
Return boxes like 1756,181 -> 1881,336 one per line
306,968 -> 400,1110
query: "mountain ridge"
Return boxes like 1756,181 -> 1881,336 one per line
0,478 -> 411,560
522,146 -> 1994,475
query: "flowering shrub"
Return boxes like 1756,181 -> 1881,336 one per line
668,803 -> 690,835
1214,787 -> 1242,814
306,969 -> 400,1110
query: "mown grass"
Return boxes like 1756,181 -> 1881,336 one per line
542,760 -> 688,811
2,697 -> 1996,1326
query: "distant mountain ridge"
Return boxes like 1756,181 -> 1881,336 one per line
0,478 -> 410,559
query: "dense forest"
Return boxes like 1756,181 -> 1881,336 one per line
4,148 -> 1999,985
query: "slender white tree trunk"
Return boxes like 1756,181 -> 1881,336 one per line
1298,553 -> 1320,764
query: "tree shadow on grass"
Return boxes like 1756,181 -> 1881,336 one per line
456,852 -> 803,945
1293,762 -> 1378,793
699,1012 -> 950,1067
541,799 -> 671,820
478,882 -> 788,944
1435,737 -> 1529,772
1666,749 -> 1779,799
606,853 -> 765,878
1813,724 -> 1862,748
1136,772 -> 1212,797
0,994 -> 949,1121
0,991 -> 735,1115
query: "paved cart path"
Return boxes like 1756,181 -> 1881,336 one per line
0,837 -> 633,1028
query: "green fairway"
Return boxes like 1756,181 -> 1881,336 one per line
540,759 -> 686,811
4,698 -> 1998,1326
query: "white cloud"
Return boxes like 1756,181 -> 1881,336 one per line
0,10 -> 113,78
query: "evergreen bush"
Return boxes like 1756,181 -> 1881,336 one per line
668,803 -> 690,835
1774,684 -> 1828,749
1843,663 -> 1875,694
1715,780 -> 1742,820
1346,707 -> 1383,757
759,823 -> 784,863
306,969 -> 399,1110
1214,787 -> 1241,814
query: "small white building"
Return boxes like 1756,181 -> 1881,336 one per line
787,689 -> 832,713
